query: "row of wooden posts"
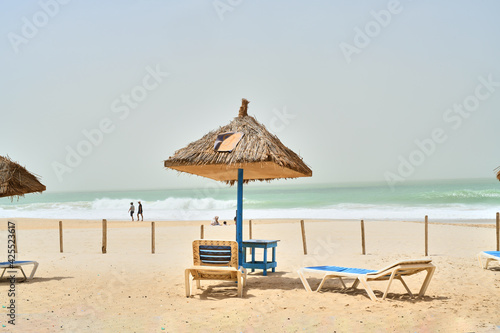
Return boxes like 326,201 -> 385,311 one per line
17,214 -> 500,255
199,219 -> 309,254
200,216 -> 500,256
98,220 -> 156,254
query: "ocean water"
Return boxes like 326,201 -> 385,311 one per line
0,179 -> 499,223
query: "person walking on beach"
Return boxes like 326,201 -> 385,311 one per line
128,202 -> 135,221
137,201 -> 143,221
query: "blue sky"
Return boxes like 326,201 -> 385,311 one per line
1,0 -> 500,192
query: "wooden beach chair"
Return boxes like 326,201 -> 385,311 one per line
297,259 -> 435,301
477,251 -> 500,269
185,240 -> 247,297
0,260 -> 39,280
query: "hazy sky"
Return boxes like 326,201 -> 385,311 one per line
2,0 -> 500,193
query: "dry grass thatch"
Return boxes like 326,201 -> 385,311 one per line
0,155 -> 46,199
495,166 -> 500,182
164,98 -> 312,185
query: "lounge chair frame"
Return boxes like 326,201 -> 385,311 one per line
477,251 -> 500,269
185,240 -> 247,297
297,259 -> 435,301
0,261 -> 39,281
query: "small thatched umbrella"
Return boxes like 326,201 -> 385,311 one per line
0,155 -> 46,199
164,98 -> 312,260
495,167 -> 500,182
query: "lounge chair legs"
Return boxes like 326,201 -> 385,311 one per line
382,271 -> 396,300
417,266 -> 435,297
297,269 -> 313,292
315,275 -> 329,292
297,269 -> 352,293
478,251 -> 500,270
477,253 -> 493,269
0,262 -> 39,281
237,271 -> 243,297
357,277 -> 378,301
298,260 -> 436,301
241,267 -> 247,287
185,269 -> 192,297
398,277 -> 413,296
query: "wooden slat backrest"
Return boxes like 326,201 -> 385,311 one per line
193,240 -> 238,268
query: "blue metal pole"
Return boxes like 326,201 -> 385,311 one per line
237,168 -> 244,264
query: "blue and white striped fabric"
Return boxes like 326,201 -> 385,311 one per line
199,245 -> 232,264
305,266 -> 377,274
484,251 -> 500,258
0,261 -> 35,266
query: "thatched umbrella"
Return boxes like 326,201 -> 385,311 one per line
164,98 -> 312,260
0,155 -> 46,199
496,167 -> 500,182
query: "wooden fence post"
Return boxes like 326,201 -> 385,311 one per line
200,225 -> 204,239
249,220 -> 253,239
102,219 -> 107,254
59,221 -> 63,253
425,215 -> 429,256
361,220 -> 366,255
151,222 -> 156,254
496,212 -> 499,251
300,220 -> 307,255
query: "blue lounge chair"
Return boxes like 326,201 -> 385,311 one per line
478,251 -> 500,269
0,261 -> 39,280
185,240 -> 247,297
297,259 -> 435,301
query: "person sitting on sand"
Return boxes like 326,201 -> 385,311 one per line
128,202 -> 135,221
211,216 -> 220,226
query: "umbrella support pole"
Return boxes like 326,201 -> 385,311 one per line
237,168 -> 244,264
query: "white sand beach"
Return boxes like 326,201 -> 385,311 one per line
1,218 -> 499,332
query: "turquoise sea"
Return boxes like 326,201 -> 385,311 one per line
1,179 -> 499,223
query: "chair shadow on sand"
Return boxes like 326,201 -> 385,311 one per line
189,272 -> 299,300
189,273 -> 448,301
0,276 -> 73,283
190,271 -> 446,301
299,276 -> 448,302
487,266 -> 500,272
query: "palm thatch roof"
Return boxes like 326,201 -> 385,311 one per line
164,98 -> 312,184
0,155 -> 46,199
495,166 -> 500,181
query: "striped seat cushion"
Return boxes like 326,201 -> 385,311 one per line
306,266 -> 377,274
199,245 -> 232,264
0,261 -> 34,266
484,251 -> 500,257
